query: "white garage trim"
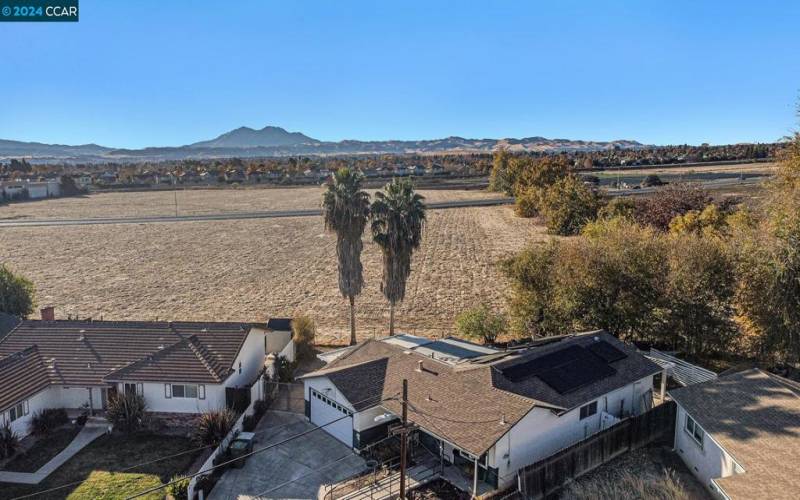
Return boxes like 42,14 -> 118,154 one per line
309,387 -> 353,447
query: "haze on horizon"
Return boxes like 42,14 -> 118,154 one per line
1,0 -> 799,149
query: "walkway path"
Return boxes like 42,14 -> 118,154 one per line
0,423 -> 106,485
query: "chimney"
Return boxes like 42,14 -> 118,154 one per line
40,306 -> 55,321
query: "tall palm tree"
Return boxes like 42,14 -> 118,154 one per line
323,168 -> 371,345
370,178 -> 426,336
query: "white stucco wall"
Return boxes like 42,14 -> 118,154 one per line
266,329 -> 292,355
489,375 -> 655,489
54,386 -> 105,411
0,389 -> 52,438
114,381 -> 226,413
225,328 -> 269,388
674,404 -> 742,495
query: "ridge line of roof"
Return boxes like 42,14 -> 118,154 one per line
185,335 -> 225,383
102,336 -> 212,381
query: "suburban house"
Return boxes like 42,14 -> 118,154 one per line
301,331 -> 661,494
669,368 -> 800,500
0,314 -> 293,439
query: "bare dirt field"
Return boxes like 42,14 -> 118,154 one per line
0,189 -> 547,344
594,161 -> 777,177
0,186 -> 501,221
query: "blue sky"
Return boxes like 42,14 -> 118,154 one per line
1,0 -> 799,148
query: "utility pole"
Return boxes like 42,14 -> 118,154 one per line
400,378 -> 408,499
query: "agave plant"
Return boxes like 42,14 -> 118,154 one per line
194,409 -> 236,448
0,423 -> 19,459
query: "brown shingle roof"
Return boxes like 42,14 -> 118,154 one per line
104,335 -> 227,383
0,346 -> 51,412
0,320 -> 252,387
669,369 -> 800,500
304,340 -> 537,456
303,333 -> 660,456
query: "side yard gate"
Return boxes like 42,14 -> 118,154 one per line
517,401 -> 677,499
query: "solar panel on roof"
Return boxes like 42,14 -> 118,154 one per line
586,340 -> 627,363
420,340 -> 487,359
500,345 -> 586,382
538,357 -> 616,394
500,344 -> 618,392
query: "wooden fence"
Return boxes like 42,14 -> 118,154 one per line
517,401 -> 677,499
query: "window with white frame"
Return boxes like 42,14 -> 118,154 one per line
685,414 -> 704,448
8,401 -> 27,422
172,384 -> 197,398
166,384 -> 204,399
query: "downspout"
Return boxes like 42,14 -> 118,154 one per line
88,388 -> 94,416
473,457 -> 479,499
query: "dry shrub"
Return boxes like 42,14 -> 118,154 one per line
107,393 -> 147,433
292,315 -> 316,360
563,469 -> 689,500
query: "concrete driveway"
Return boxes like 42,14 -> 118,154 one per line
209,411 -> 366,499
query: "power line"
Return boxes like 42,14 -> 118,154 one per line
9,418 -> 307,500
127,391 -> 399,499
10,380 -> 314,499
253,452 -> 357,498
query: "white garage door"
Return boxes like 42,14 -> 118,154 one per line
309,388 -> 353,447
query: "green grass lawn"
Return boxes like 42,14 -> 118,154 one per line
2,426 -> 82,473
0,432 -> 199,500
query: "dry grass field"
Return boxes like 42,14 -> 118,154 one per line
0,189 -> 546,344
0,186 -> 500,220
594,161 -> 777,177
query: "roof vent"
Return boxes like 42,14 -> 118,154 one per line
79,329 -> 86,333
500,414 -> 507,426
158,345 -> 165,350
77,334 -> 85,341
416,360 -> 424,372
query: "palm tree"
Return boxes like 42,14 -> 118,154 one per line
323,168 -> 371,345
370,178 -> 426,335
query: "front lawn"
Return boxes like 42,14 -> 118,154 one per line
0,432 -> 199,500
2,426 -> 82,473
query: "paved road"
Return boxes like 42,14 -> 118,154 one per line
0,197 -> 515,228
0,176 -> 767,229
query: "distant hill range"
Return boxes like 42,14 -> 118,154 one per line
0,126 -> 645,163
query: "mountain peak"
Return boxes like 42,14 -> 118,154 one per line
189,125 -> 319,149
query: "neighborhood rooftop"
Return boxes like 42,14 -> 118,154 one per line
670,369 -> 800,500
0,320 -> 256,389
302,331 -> 660,456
